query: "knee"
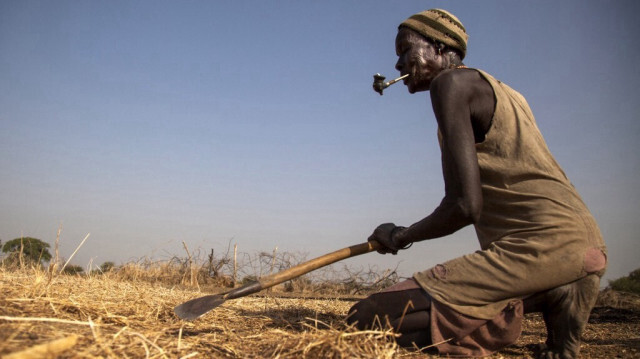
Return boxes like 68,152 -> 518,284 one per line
525,274 -> 601,314
347,300 -> 372,329
346,297 -> 384,330
550,274 -> 600,310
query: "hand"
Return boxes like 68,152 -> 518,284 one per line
368,223 -> 409,255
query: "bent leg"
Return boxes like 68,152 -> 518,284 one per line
523,274 -> 600,359
347,279 -> 432,348
390,311 -> 431,348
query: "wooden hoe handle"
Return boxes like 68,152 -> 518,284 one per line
258,240 -> 381,289
174,241 -> 381,320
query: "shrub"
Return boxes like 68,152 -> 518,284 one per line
63,265 -> 85,275
609,268 -> 640,294
241,275 -> 258,285
100,261 -> 116,273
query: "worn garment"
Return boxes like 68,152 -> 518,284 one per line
348,279 -> 523,356
413,69 -> 607,352
429,294 -> 523,357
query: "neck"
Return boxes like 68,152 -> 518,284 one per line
444,52 -> 464,69
448,59 -> 464,69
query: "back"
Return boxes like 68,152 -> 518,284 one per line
472,70 -> 593,248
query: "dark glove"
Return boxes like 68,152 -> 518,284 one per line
368,223 -> 411,255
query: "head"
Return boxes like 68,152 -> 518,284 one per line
395,9 -> 468,93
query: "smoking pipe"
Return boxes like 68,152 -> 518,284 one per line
372,73 -> 409,95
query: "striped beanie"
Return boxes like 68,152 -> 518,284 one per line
399,9 -> 468,59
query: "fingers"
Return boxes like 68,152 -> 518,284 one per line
369,223 -> 400,255
376,248 -> 398,255
369,237 -> 395,255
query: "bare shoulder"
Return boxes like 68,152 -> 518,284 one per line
430,69 -> 492,101
430,69 -> 495,141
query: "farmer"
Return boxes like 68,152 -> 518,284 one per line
347,9 -> 607,358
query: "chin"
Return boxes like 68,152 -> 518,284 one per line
408,86 -> 429,94
407,80 -> 429,94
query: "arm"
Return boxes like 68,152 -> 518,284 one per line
395,71 -> 488,246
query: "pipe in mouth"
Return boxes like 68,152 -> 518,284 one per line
373,73 -> 409,95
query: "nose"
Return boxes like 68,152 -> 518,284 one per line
395,57 -> 404,73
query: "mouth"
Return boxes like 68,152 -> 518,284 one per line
401,73 -> 410,84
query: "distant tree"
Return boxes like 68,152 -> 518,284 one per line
100,261 -> 115,273
1,237 -> 52,266
62,264 -> 84,275
609,268 -> 640,294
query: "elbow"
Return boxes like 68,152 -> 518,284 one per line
468,203 -> 482,224
452,197 -> 482,225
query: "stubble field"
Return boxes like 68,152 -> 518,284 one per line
1,265 -> 639,358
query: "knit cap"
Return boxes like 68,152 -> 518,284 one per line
399,9 -> 468,59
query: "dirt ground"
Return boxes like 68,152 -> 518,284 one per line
1,268 -> 639,358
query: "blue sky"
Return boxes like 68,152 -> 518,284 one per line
1,0 -> 638,284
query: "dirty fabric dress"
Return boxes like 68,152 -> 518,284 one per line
413,69 -> 607,356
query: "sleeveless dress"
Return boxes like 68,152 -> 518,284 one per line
412,69 -> 607,355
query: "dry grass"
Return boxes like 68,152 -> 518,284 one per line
0,265 -> 404,358
1,263 -> 639,358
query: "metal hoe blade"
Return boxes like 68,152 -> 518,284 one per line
174,294 -> 226,320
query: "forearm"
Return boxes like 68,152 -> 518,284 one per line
395,197 -> 477,246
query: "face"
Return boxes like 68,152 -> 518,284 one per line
395,28 -> 445,93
